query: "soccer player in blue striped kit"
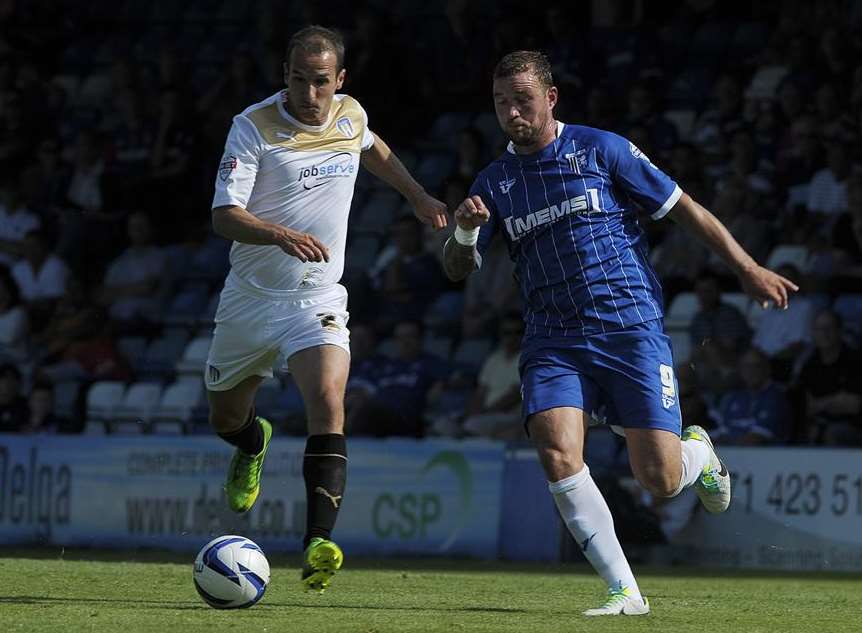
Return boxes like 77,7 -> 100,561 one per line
444,51 -> 798,616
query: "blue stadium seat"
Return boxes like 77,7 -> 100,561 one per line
452,338 -> 495,372
150,380 -> 204,434
175,336 -> 212,376
162,282 -> 210,327
112,382 -> 163,433
833,294 -> 862,339
85,381 -> 127,434
137,334 -> 188,381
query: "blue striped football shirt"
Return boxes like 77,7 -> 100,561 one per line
473,122 -> 682,342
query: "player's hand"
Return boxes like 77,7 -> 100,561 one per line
739,264 -> 799,310
272,226 -> 330,263
411,191 -> 448,230
454,195 -> 490,230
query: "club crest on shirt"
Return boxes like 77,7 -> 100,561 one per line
336,116 -> 354,138
564,149 -> 590,173
499,177 -> 516,194
218,154 -> 237,182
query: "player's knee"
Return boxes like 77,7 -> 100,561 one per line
304,384 -> 345,430
538,445 -> 584,481
208,405 -> 248,434
636,465 -> 678,498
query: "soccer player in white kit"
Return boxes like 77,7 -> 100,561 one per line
205,26 -> 447,593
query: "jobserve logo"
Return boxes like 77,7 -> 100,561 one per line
370,451 -> 472,552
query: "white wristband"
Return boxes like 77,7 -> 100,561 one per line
454,225 -> 480,246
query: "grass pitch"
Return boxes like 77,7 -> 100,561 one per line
0,549 -> 859,633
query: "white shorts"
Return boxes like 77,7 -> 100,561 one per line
205,274 -> 350,391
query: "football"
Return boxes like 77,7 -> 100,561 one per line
192,535 -> 271,609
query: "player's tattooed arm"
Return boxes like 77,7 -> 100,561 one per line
443,237 -> 480,281
442,195 -> 490,281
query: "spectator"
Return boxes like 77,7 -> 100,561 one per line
461,233 -> 518,338
344,322 -> 388,421
11,229 -> 68,302
751,264 -> 815,379
0,363 -> 27,432
20,138 -> 70,214
714,348 -> 791,445
371,215 -> 446,330
692,74 -> 745,167
806,141 -> 853,221
19,381 -> 72,434
689,273 -> 751,398
453,127 -> 486,181
0,184 -> 41,266
689,273 -> 751,352
623,80 -> 678,157
795,309 -> 862,445
676,363 -> 720,431
97,212 -> 166,324
349,320 -> 448,438
0,266 -> 27,363
462,313 -> 523,439
11,229 -> 68,332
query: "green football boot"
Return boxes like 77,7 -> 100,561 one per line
301,537 -> 344,593
224,417 -> 272,513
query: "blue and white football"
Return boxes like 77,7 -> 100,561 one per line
193,535 -> 270,609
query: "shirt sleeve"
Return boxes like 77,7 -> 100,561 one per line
212,115 -> 262,210
359,104 -> 375,151
470,174 -> 499,259
600,131 -> 682,220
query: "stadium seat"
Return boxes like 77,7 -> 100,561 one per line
54,381 -> 82,420
176,336 -> 213,376
345,235 -> 381,272
378,337 -> 398,359
669,331 -> 692,364
118,336 -> 148,367
472,112 -> 505,148
415,152 -> 455,190
424,333 -> 454,359
137,333 -> 189,381
427,112 -> 472,147
198,292 -> 220,327
424,291 -> 465,332
665,292 -> 699,330
85,381 -> 127,433
452,338 -> 494,371
162,282 -> 210,327
724,292 -> 752,319
111,382 -> 163,432
766,245 -> 808,271
353,192 -> 401,234
664,109 -> 697,142
150,380 -> 204,434
833,294 -> 862,338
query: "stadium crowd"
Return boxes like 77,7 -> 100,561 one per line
1,0 -> 861,447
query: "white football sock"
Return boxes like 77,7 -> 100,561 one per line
549,465 -> 641,598
674,436 -> 712,495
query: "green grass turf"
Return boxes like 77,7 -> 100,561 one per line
0,549 -> 860,633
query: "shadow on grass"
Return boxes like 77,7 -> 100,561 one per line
0,594 -> 529,615
1,547 -> 861,581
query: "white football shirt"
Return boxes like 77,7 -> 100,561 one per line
213,91 -> 374,295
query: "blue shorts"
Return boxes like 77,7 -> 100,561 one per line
520,320 -> 682,435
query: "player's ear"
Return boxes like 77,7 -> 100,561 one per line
335,68 -> 346,91
547,85 -> 558,110
282,61 -> 290,83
